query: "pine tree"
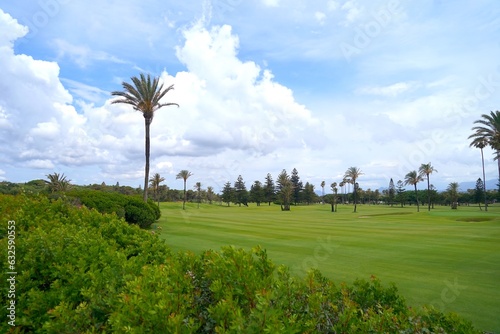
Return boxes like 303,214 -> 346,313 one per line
291,168 -> 303,205
221,182 -> 234,207
388,178 -> 396,207
474,178 -> 485,210
250,180 -> 265,206
264,173 -> 275,206
277,169 -> 293,211
396,180 -> 406,207
302,182 -> 316,205
234,175 -> 248,207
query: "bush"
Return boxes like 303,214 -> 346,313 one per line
67,189 -> 159,228
124,197 -> 156,229
148,199 -> 161,220
0,194 -> 482,333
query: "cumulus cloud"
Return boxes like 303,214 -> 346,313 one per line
160,22 -> 323,156
0,9 -> 323,185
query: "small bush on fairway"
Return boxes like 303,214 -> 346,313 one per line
0,194 -> 481,333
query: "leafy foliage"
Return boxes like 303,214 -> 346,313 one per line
67,189 -> 159,228
0,194 -> 481,333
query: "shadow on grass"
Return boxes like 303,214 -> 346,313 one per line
358,212 -> 414,218
455,217 -> 496,222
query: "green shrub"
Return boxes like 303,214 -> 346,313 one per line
67,189 -> 159,228
124,197 -> 156,229
0,194 -> 482,333
148,199 -> 161,220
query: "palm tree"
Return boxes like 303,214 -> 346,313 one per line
404,170 -> 424,212
149,173 -> 165,207
344,167 -> 363,213
330,182 -> 338,212
111,73 -> 178,202
447,182 -> 460,209
339,181 -> 345,204
320,181 -> 326,204
176,170 -> 193,210
207,186 -> 214,204
194,182 -> 202,208
468,111 -> 500,184
45,172 -> 71,193
418,163 -> 438,212
469,137 -> 488,211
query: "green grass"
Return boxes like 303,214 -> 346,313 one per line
156,202 -> 500,333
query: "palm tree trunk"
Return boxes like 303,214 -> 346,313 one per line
353,179 -> 357,213
143,118 -> 151,202
427,176 -> 431,212
482,148 -> 488,211
497,150 -> 500,193
183,180 -> 187,210
415,184 -> 420,212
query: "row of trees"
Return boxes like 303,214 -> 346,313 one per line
2,170 -> 494,213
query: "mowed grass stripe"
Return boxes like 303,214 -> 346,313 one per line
157,202 -> 500,332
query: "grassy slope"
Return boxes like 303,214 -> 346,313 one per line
156,202 -> 500,333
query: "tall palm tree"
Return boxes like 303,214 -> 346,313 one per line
45,172 -> 71,193
207,186 -> 214,204
111,73 -> 178,202
469,137 -> 488,211
447,182 -> 460,209
468,111 -> 500,184
339,181 -> 345,204
176,170 -> 193,210
330,182 -> 338,212
149,173 -> 165,207
320,181 -> 325,204
344,167 -> 363,213
404,170 -> 424,212
418,163 -> 438,212
194,182 -> 202,208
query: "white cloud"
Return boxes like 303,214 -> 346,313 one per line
53,39 -> 129,68
167,22 -> 323,156
315,11 -> 326,25
357,82 -> 418,97
341,0 -> 363,25
0,10 -> 324,186
262,0 -> 280,7
62,79 -> 109,104
25,159 -> 55,169
327,1 -> 339,11
0,9 -> 27,47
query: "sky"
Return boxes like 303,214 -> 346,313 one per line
0,0 -> 499,192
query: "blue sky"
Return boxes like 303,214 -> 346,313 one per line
0,0 -> 499,192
